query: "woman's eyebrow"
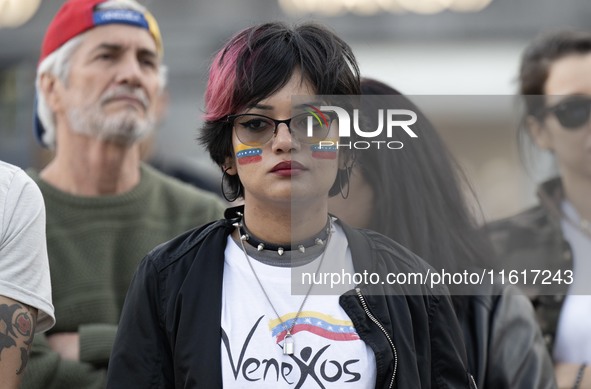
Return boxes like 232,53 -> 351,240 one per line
247,104 -> 273,110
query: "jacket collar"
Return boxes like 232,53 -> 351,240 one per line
537,177 -> 565,227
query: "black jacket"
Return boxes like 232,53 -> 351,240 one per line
486,178 -> 572,355
107,210 -> 474,388
459,286 -> 556,388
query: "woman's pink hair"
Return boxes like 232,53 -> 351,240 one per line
204,30 -> 250,121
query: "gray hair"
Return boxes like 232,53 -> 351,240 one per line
35,0 -> 167,149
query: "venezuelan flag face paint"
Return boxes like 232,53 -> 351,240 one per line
235,144 -> 263,165
311,138 -> 338,160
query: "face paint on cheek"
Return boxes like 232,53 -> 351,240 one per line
311,139 -> 338,160
235,144 -> 263,165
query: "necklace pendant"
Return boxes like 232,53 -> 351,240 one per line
283,334 -> 294,355
278,247 -> 284,256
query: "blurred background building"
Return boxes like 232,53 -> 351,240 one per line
0,0 -> 587,220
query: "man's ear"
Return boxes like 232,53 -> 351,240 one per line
39,73 -> 63,112
222,156 -> 237,175
526,115 -> 554,151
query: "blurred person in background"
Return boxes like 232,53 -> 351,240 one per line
328,78 -> 556,388
0,160 -> 55,388
486,30 -> 591,389
24,0 -> 225,387
108,21 -> 474,388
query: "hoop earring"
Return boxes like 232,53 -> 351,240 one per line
338,165 -> 352,199
221,167 -> 240,202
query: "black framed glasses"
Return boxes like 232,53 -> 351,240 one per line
226,112 -> 337,146
537,97 -> 591,129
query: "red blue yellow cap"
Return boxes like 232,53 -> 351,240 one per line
39,0 -> 162,65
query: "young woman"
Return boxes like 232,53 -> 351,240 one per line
487,30 -> 591,389
329,78 -> 556,388
107,22 -> 474,388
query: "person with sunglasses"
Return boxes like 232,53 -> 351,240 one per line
107,22 -> 475,388
487,30 -> 591,389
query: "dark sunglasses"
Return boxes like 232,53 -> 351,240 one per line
537,97 -> 591,129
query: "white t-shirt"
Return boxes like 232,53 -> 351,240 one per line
0,161 -> 55,332
553,200 -> 591,363
221,223 -> 377,388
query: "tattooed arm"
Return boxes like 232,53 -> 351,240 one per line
0,295 -> 37,388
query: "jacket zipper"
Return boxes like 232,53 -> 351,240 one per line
469,373 -> 478,389
355,288 -> 398,389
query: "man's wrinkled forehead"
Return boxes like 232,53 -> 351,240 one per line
75,24 -> 159,62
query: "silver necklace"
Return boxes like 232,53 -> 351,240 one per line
235,218 -> 332,355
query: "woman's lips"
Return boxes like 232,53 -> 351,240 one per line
271,161 -> 306,176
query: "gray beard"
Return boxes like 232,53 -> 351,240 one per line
67,106 -> 155,146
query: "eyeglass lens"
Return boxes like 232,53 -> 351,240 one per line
233,113 -> 332,145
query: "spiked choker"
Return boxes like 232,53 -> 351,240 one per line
234,213 -> 331,256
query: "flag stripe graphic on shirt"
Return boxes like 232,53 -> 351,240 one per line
269,311 -> 359,343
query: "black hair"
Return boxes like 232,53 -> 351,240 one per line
199,22 -> 361,200
519,29 -> 591,114
357,78 -> 497,312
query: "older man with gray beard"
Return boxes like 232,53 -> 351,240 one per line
24,1 -> 225,388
